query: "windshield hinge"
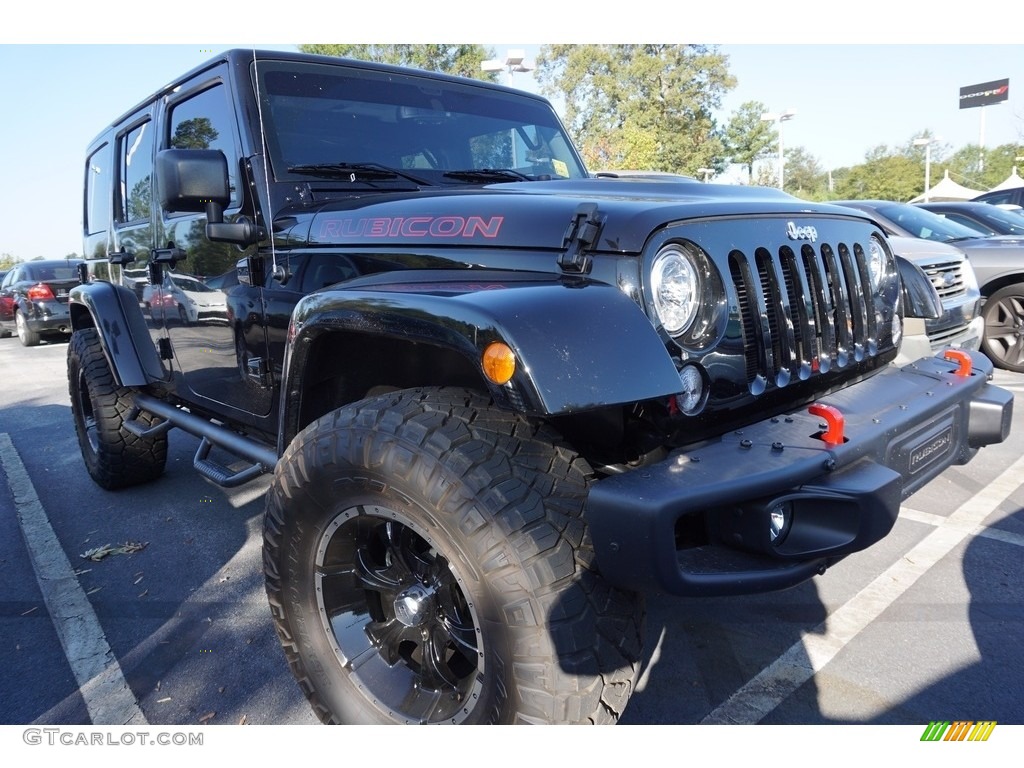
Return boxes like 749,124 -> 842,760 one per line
245,357 -> 274,389
157,337 -> 174,360
559,203 -> 603,274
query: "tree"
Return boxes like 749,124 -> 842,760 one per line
784,146 -> 827,199
724,101 -> 777,183
941,143 -> 1021,190
535,44 -> 735,174
299,44 -> 498,81
171,118 -> 218,150
830,145 -> 922,201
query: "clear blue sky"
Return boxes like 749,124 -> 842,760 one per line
2,5 -> 1022,260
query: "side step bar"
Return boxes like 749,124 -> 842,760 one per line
124,393 -> 278,488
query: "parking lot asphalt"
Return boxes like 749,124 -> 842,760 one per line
1,335 -> 1022,732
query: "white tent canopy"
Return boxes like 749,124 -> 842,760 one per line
989,166 -> 1024,192
909,170 -> 985,203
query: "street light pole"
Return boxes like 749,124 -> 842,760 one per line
761,109 -> 796,191
913,137 -> 937,202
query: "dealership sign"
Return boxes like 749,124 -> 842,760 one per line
959,79 -> 1010,110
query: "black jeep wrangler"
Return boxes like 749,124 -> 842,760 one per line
69,49 -> 1012,724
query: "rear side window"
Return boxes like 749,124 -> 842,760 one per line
85,143 -> 113,235
120,121 -> 154,222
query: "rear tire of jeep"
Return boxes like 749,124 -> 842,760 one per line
68,328 -> 168,490
263,387 -> 645,724
982,284 -> 1024,372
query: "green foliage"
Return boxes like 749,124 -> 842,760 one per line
299,44 -> 498,81
784,146 -> 828,199
807,138 -> 1022,202
171,118 -> 218,150
939,144 -> 1020,191
829,147 -> 922,201
535,44 -> 735,174
725,101 -> 777,183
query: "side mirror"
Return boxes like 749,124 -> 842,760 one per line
157,149 -> 230,212
156,149 -> 262,245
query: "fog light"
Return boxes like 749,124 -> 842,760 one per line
769,501 -> 792,545
675,364 -> 707,416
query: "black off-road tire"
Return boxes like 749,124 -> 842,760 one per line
982,284 -> 1024,372
68,328 -> 168,490
263,387 -> 645,724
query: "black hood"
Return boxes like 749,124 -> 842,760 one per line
276,178 -> 868,254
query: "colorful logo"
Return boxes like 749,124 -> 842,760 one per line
920,721 -> 997,742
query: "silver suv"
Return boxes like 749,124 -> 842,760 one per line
888,235 -> 983,364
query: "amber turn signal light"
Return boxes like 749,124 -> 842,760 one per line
482,342 -> 516,385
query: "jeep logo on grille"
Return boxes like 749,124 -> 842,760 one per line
786,221 -> 818,243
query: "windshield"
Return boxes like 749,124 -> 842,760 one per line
26,263 -> 81,282
172,276 -> 215,293
948,205 -> 1024,236
874,203 -> 984,243
254,60 -> 587,184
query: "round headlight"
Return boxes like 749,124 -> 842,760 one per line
866,235 -> 887,290
651,246 -> 700,336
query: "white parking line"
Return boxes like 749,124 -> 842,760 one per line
902,506 -> 1024,548
0,433 -> 148,725
701,450 -> 1024,725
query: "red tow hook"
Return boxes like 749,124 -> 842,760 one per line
942,349 -> 973,377
809,403 -> 845,446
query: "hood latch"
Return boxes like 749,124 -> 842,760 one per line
559,203 -> 604,274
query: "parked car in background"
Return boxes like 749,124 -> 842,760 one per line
120,267 -> 150,302
143,272 -> 228,324
917,201 -> 1024,237
972,186 -> 1024,209
0,259 -> 84,346
887,236 -> 983,364
203,268 -> 239,290
835,199 -> 1024,371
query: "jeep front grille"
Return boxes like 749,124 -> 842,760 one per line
729,242 -> 878,389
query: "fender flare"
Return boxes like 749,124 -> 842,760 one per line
69,282 -> 166,387
281,270 -> 683,432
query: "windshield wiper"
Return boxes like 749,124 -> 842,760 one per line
287,162 -> 432,186
443,168 -> 534,183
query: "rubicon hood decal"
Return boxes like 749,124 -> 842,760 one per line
318,215 -> 504,240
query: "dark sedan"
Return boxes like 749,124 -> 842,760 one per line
972,186 -> 1024,209
833,200 -> 1024,372
0,260 -> 84,346
917,201 -> 1024,237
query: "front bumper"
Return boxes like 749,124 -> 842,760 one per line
586,350 -> 1012,597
